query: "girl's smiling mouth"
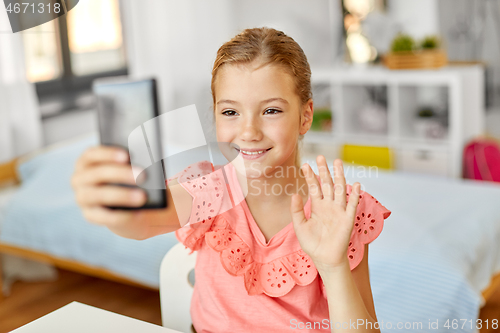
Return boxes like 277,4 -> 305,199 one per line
235,147 -> 272,159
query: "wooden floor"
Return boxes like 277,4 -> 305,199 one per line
480,283 -> 500,333
0,268 -> 162,333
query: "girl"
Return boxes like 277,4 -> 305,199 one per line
72,27 -> 391,333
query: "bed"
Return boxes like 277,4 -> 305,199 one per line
0,135 -> 179,290
0,134 -> 499,332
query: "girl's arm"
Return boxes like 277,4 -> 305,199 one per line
116,177 -> 193,239
291,156 -> 380,333
320,245 -> 379,332
350,245 -> 377,321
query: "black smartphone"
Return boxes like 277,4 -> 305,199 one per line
93,77 -> 167,209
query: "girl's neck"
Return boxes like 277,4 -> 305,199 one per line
236,164 -> 309,206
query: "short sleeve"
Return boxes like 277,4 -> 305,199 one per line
320,186 -> 390,300
169,161 -> 227,252
346,184 -> 391,270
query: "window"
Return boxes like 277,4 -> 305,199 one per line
23,20 -> 62,83
22,0 -> 127,117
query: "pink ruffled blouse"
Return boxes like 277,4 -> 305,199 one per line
169,161 -> 391,333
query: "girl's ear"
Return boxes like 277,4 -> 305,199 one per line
299,99 -> 314,135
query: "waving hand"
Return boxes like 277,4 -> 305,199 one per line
291,156 -> 360,273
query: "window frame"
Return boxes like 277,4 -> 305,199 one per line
34,3 -> 128,118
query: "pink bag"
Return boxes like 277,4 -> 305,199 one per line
463,138 -> 500,182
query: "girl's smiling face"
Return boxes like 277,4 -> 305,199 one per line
214,62 -> 313,179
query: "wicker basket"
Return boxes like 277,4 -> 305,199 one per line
383,50 -> 447,70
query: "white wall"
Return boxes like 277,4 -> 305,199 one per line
362,0 -> 440,55
437,0 -> 500,108
232,0 -> 340,68
387,0 -> 440,39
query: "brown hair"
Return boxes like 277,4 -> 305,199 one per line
211,27 -> 312,166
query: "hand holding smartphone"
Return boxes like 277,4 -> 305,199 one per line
93,77 -> 167,209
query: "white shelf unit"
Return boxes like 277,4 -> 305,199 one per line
306,66 -> 484,178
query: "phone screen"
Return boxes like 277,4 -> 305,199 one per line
93,77 -> 167,209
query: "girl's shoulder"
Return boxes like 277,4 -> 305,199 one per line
345,185 -> 391,269
171,160 -> 241,249
166,160 -> 215,187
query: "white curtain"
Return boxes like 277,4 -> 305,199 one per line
0,6 -> 42,163
119,0 -> 235,146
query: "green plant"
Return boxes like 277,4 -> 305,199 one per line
390,34 -> 415,53
311,108 -> 332,131
421,35 -> 440,49
417,107 -> 435,118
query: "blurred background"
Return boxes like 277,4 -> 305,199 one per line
1,1 -> 500,332
1,0 -> 500,175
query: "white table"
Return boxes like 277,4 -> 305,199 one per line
11,301 -> 182,333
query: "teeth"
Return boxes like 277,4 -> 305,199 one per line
235,148 -> 271,155
241,150 -> 265,155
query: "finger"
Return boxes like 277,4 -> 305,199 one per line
333,159 -> 347,208
346,182 -> 361,219
302,163 -> 323,201
291,193 -> 307,226
82,206 -> 134,228
76,185 -> 147,208
316,155 -> 334,200
75,146 -> 129,172
73,164 -> 138,187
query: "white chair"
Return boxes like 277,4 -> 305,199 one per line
160,243 -> 197,333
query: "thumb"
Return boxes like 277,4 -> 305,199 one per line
291,193 -> 307,227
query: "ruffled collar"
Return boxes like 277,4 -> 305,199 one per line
205,216 -> 319,297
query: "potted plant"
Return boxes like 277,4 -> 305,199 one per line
311,108 -> 332,132
391,34 -> 415,53
414,107 -> 446,139
421,35 -> 440,50
383,34 -> 447,70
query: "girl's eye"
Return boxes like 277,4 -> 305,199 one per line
222,110 -> 238,116
264,108 -> 282,115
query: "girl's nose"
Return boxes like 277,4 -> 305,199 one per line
239,117 -> 263,142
